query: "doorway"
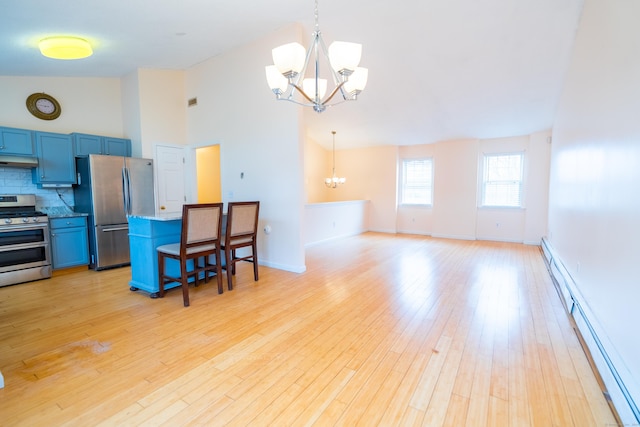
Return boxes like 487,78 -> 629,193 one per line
195,145 -> 221,203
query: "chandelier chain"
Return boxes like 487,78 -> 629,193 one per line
325,130 -> 345,188
332,130 -> 336,174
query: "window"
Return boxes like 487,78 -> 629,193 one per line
401,158 -> 433,205
481,153 -> 524,207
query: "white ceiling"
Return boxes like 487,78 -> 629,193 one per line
0,0 -> 584,149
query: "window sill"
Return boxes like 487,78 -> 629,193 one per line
399,203 -> 433,208
477,205 -> 525,210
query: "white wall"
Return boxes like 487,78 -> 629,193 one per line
120,69 -> 187,159
549,0 -> 640,420
121,71 -> 143,158
304,137 -> 332,203
0,76 -> 124,136
138,69 -> 187,157
327,145 -> 399,233
432,139 -> 479,240
185,24 -> 306,273
304,200 -> 369,246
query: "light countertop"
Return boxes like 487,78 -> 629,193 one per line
41,207 -> 89,218
127,215 -> 182,221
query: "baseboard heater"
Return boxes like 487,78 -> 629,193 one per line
540,237 -> 639,425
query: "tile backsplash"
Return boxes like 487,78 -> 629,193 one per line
0,167 -> 75,210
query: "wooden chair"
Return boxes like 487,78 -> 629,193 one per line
157,203 -> 223,307
222,201 -> 260,291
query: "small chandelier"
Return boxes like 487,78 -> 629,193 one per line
325,131 -> 346,188
265,0 -> 368,113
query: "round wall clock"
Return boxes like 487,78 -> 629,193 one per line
26,92 -> 62,120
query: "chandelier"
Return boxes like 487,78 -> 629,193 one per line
325,131 -> 346,188
265,0 -> 368,113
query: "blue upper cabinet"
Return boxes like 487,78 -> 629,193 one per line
72,133 -> 101,156
0,126 -> 35,156
103,137 -> 131,157
33,131 -> 76,185
72,133 -> 131,157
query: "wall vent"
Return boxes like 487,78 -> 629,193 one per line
187,97 -> 198,107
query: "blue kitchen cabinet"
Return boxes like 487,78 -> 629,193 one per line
50,216 -> 89,269
33,132 -> 76,185
0,126 -> 35,156
71,133 -> 101,157
104,137 -> 131,156
72,133 -> 131,157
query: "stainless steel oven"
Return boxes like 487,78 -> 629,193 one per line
0,194 -> 51,287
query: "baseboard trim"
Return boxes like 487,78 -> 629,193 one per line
259,260 -> 306,274
540,237 -> 639,425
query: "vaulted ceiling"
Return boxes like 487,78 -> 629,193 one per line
0,0 -> 584,148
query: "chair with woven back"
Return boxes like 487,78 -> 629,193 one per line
157,202 -> 224,307
222,201 -> 260,291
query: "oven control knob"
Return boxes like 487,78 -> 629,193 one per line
32,217 -> 39,222
23,217 -> 30,223
4,218 -> 11,224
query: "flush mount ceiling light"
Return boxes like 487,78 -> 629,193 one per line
39,36 -> 93,60
325,131 -> 346,188
265,0 -> 368,113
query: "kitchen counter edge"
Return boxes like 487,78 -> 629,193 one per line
46,212 -> 89,218
127,215 -> 182,221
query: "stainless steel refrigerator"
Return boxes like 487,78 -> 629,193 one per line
74,154 -> 155,270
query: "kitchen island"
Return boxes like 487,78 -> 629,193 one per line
127,214 -> 226,298
127,215 -> 183,297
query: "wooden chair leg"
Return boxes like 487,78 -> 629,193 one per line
252,242 -> 259,281
181,258 -> 190,307
193,258 -> 200,287
226,248 -> 233,291
216,260 -> 223,294
231,249 -> 236,275
158,252 -> 165,298
203,257 -> 211,284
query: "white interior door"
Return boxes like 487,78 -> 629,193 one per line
155,144 -> 186,217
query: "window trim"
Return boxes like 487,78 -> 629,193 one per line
400,157 -> 434,206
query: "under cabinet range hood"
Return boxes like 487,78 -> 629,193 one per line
0,155 -> 38,168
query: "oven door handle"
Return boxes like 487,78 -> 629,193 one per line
101,226 -> 129,232
0,223 -> 49,232
0,241 -> 49,252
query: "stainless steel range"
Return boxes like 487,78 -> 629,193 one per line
0,194 -> 51,287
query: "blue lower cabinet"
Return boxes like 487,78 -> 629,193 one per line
50,217 -> 89,269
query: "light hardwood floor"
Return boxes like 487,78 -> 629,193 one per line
0,233 -> 617,426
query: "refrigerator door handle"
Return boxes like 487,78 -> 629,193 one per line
101,226 -> 129,232
122,167 -> 131,215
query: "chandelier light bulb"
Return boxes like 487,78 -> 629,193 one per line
328,41 -> 362,75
